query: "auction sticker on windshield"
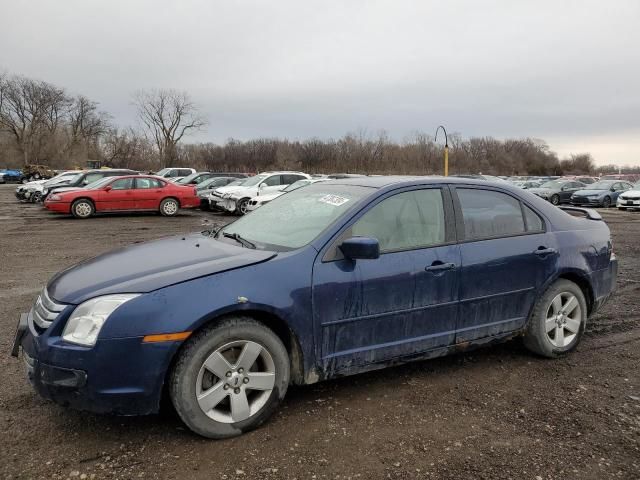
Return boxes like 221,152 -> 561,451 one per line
318,194 -> 350,206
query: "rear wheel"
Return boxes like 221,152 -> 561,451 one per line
550,194 -> 560,205
523,279 -> 587,358
31,191 -> 42,203
170,317 -> 290,439
602,196 -> 612,208
160,198 -> 179,216
71,199 -> 94,219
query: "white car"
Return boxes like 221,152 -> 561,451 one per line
210,171 -> 311,214
16,170 -> 81,202
246,178 -> 328,212
155,167 -> 196,179
617,183 -> 640,210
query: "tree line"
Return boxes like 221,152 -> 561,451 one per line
0,69 -> 627,176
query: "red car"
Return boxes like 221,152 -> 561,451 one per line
44,175 -> 200,218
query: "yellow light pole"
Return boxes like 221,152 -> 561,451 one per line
435,125 -> 449,176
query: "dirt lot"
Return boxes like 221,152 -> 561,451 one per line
0,184 -> 638,480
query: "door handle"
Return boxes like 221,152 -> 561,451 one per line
534,247 -> 557,256
425,262 -> 456,272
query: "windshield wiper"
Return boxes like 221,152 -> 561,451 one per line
222,232 -> 256,249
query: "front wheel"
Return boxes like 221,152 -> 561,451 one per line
550,194 -> 560,205
523,279 -> 587,358
160,198 -> 179,216
236,198 -> 250,215
170,318 -> 290,438
31,191 -> 42,203
602,196 -> 611,208
71,199 -> 94,219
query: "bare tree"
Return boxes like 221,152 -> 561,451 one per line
0,75 -> 69,164
133,89 -> 206,167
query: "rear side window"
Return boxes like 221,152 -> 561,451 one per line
457,189 -> 525,239
523,205 -> 544,232
282,174 -> 305,184
352,189 -> 445,252
136,178 -> 163,189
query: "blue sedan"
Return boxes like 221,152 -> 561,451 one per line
12,177 -> 618,438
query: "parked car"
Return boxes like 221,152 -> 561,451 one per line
43,169 -> 139,200
570,180 -> 633,208
0,169 -> 23,184
177,172 -> 248,186
617,182 -> 640,210
156,168 -> 196,179
13,177 -> 617,438
197,177 -> 247,209
562,176 -> 598,185
452,174 -> 509,183
210,171 -> 311,214
513,180 -> 542,190
43,175 -> 200,218
18,170 -> 82,202
246,178 -> 328,212
529,180 -> 586,205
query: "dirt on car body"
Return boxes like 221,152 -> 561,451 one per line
0,185 -> 638,480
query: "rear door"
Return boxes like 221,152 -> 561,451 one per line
452,186 -> 556,343
312,186 -> 460,373
134,177 -> 165,209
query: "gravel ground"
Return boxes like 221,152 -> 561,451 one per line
0,184 -> 638,480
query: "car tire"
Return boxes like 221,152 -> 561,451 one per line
550,194 -> 560,205
71,199 -> 95,219
523,279 -> 588,358
602,196 -> 611,208
236,198 -> 250,215
31,191 -> 42,203
618,207 -> 627,211
160,198 -> 179,216
169,317 -> 290,439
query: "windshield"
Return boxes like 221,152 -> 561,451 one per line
540,180 -> 563,189
219,184 -> 372,250
156,168 -> 171,177
240,174 -> 267,187
44,172 -> 77,186
176,172 -> 205,184
84,177 -> 114,189
587,181 -> 615,190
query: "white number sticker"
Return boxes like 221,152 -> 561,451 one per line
318,194 -> 350,206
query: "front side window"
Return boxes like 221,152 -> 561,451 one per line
351,189 -> 445,252
458,189 -> 526,240
262,175 -> 282,187
110,178 -> 134,190
83,173 -> 104,184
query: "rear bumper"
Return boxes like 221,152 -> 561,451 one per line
590,256 -> 618,316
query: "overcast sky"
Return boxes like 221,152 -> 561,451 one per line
2,0 -> 639,165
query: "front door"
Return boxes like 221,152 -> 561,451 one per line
97,177 -> 136,211
452,186 -> 557,343
312,187 -> 459,373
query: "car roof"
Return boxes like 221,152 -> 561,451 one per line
321,175 -> 531,190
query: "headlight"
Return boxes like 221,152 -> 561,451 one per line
62,294 -> 139,346
48,194 -> 62,201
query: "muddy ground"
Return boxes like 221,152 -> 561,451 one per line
0,184 -> 638,480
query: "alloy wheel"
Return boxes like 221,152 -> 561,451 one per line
545,292 -> 582,347
163,200 -> 178,215
195,340 -> 276,423
74,202 -> 92,218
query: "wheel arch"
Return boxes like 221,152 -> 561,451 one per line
167,308 -> 306,387
161,196 -> 181,207
555,271 -> 595,316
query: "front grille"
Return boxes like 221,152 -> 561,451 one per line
32,288 -> 65,333
622,196 -> 640,201
572,197 -> 588,204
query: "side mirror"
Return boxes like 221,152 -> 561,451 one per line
340,237 -> 380,260
104,185 -> 112,192
610,187 -> 616,192
259,183 -> 266,189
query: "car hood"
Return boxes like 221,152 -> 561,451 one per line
573,189 -> 607,196
48,233 -> 277,304
619,189 -> 640,198
48,186 -> 85,194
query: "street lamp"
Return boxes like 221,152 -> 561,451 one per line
434,125 -> 449,176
